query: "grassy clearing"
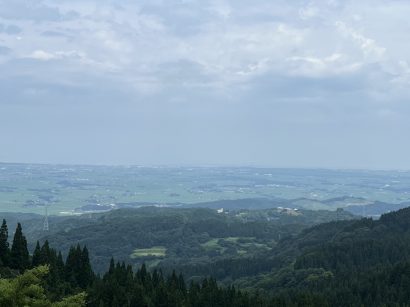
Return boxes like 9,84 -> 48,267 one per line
224,237 -> 240,243
201,239 -> 226,253
131,246 -> 167,258
201,237 -> 271,256
201,238 -> 220,249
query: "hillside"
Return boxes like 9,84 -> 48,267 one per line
3,205 -> 410,305
17,206 -> 354,274
227,206 -> 410,306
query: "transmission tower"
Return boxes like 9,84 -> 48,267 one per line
43,205 -> 49,231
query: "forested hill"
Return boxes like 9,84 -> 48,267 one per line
231,206 -> 410,306
33,207 -> 353,274
0,220 -> 286,307
294,206 -> 410,272
3,207 -> 410,305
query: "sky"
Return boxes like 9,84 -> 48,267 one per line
0,0 -> 410,169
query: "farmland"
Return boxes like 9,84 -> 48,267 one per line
1,163 -> 410,215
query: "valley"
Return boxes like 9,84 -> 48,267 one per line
2,202 -> 410,306
2,163 -> 410,306
2,206 -> 355,274
1,163 -> 409,216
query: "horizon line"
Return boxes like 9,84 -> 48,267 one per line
0,160 -> 409,173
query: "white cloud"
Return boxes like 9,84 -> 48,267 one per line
286,53 -> 362,77
299,5 -> 319,20
28,49 -> 86,61
335,21 -> 386,60
2,0 -> 410,168
29,50 -> 56,61
0,0 -> 409,100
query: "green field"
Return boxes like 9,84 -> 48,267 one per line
1,163 -> 410,215
201,238 -> 226,253
131,247 -> 167,258
201,237 -> 272,256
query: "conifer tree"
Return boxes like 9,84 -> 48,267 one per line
108,258 -> 115,274
40,240 -> 51,264
56,251 -> 65,276
0,219 -> 10,267
10,223 -> 30,271
78,246 -> 93,288
65,245 -> 80,287
32,241 -> 41,267
65,244 -> 94,289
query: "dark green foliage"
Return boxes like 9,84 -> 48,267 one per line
294,208 -> 410,273
10,222 -> 30,271
32,241 -> 42,267
0,218 -> 284,306
87,261 -> 266,307
83,205 -> 410,306
65,244 -> 94,289
238,206 -> 410,306
79,246 -> 94,288
0,219 -> 10,266
38,207 -> 353,274
4,206 -> 410,306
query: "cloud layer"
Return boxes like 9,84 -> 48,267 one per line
0,0 -> 409,169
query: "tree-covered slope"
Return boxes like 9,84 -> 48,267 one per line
233,206 -> 410,306
4,206 -> 410,306
30,207 -> 354,275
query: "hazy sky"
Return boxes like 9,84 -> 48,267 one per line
0,0 -> 409,169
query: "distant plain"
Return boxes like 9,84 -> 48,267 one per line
1,163 -> 410,215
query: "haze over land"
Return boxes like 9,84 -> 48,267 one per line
1,163 -> 410,215
0,0 -> 410,169
3,2 -> 410,306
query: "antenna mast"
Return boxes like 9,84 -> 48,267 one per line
43,205 -> 49,231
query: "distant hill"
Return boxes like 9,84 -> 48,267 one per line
3,206 -> 354,274
73,196 -> 410,218
344,200 -> 410,217
5,205 -> 410,305
225,206 -> 410,306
